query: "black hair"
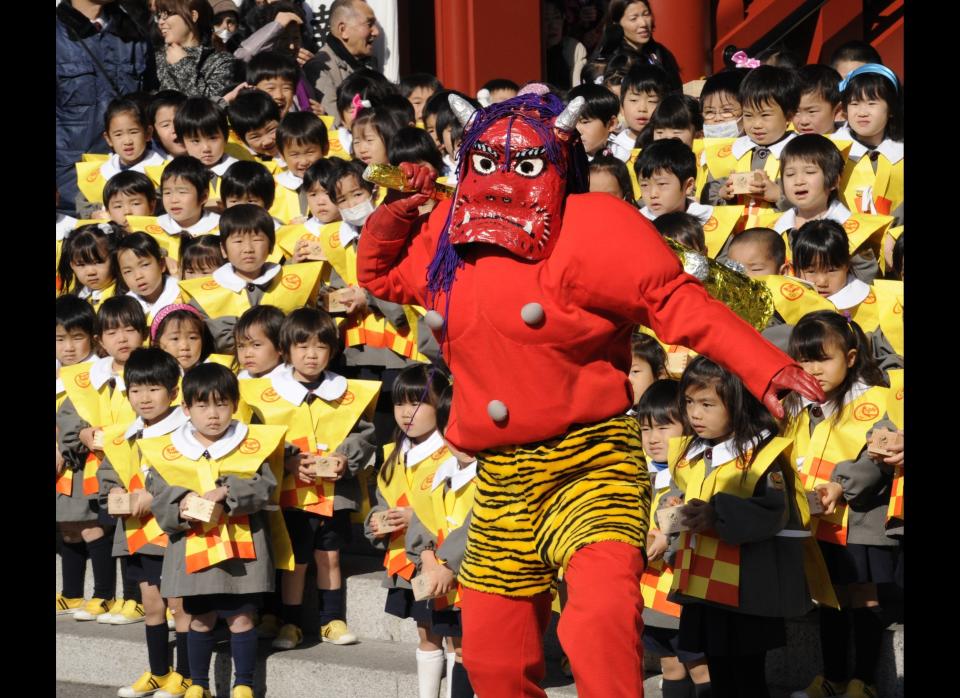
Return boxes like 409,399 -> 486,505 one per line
780,133 -> 845,193
829,40 -> 882,70
653,212 -> 706,255
580,60 -> 606,88
56,294 -> 98,337
601,52 -> 635,90
124,347 -> 181,391
589,155 -> 636,206
635,378 -> 681,427
566,83 -> 620,124
235,305 -> 285,349
840,71 -> 903,142
103,171 -> 158,208
114,232 -> 167,295
227,89 -> 281,141
891,233 -> 904,280
434,91 -> 480,154
481,78 -> 520,94
278,307 -> 340,359
276,111 -> 329,154
738,65 -> 800,115
797,64 -> 842,106
147,90 -> 189,127
97,295 -> 148,336
218,203 -> 277,251
174,97 -> 229,140
785,310 -> 886,420
729,227 -> 786,268
635,137 -> 697,183
381,363 -> 451,484
302,158 -> 345,199
220,160 -> 277,209
631,332 -> 667,378
435,383 -> 454,435
153,308 -> 215,366
103,96 -> 148,133
179,234 -> 225,277
638,94 -> 703,147
387,126 -> 445,175
755,45 -> 802,71
352,95 -> 416,150
335,69 -> 399,120
246,50 -> 300,88
58,223 -> 121,296
679,355 -> 779,470
699,69 -> 745,106
182,362 -> 240,406
620,62 -> 675,105
596,1 -> 682,90
334,159 -> 375,200
791,219 -> 850,272
399,73 -> 443,99
160,155 -> 212,200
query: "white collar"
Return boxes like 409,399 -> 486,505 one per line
338,220 -> 360,247
685,200 -> 714,225
210,155 -> 239,177
127,274 -> 180,315
647,466 -> 672,491
773,198 -> 851,233
801,380 -> 871,419
338,127 -> 352,150
827,276 -> 871,310
270,365 -> 348,405
123,406 -> 190,440
639,205 -> 656,220
731,132 -> 796,160
431,456 -> 477,492
238,362 -> 285,381
90,355 -> 125,392
100,149 -> 165,180
171,419 -> 248,461
157,211 -> 220,236
78,285 -> 110,301
303,217 -> 324,236
276,170 -> 303,191
56,214 -> 78,241
841,129 -> 904,165
685,429 -> 772,469
400,430 -> 446,467
212,262 -> 281,293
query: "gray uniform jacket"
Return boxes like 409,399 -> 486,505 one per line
97,452 -> 167,558
148,461 -> 277,598
363,488 -> 412,591
701,141 -> 792,210
404,500 -> 473,576
56,397 -> 97,523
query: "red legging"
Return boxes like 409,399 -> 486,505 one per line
461,541 -> 645,698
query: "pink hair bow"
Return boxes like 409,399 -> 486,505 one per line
350,93 -> 371,120
731,51 -> 761,69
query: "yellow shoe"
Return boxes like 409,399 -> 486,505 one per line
155,672 -> 191,698
182,687 -> 211,698
112,599 -> 146,625
97,597 -> 127,624
231,686 -> 254,698
118,669 -> 171,697
271,623 -> 303,650
74,597 -> 115,621
843,679 -> 878,698
790,676 -> 848,698
256,612 -> 280,639
320,619 -> 357,645
56,594 -> 84,616
166,607 -> 175,630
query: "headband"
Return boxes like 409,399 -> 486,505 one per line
151,303 -> 204,342
838,63 -> 899,93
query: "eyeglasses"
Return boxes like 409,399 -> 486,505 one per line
154,10 -> 172,22
702,108 -> 742,122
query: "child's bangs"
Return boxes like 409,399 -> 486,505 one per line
788,320 -> 836,362
842,73 -> 894,105
158,313 -> 203,339
391,371 -> 430,406
793,243 -> 848,273
99,304 -> 146,334
71,235 -> 110,266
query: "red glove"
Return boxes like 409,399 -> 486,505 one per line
761,365 -> 825,419
382,162 -> 437,217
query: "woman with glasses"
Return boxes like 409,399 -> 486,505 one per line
154,0 -> 238,101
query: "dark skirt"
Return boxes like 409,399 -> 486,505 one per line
284,509 -> 353,563
643,623 -> 705,663
819,541 -> 898,585
430,607 -> 463,638
678,603 -> 785,657
183,593 -> 262,618
126,553 -> 164,587
384,586 -> 432,625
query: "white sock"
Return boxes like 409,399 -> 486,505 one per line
445,652 -> 456,698
416,648 -> 445,698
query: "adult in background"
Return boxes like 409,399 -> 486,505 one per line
594,0 -> 681,91
302,0 -> 380,125
154,0 -> 238,100
543,0 -> 588,89
56,0 -> 155,215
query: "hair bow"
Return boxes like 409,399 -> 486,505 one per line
350,94 -> 372,120
731,51 -> 761,69
151,303 -> 204,342
838,63 -> 899,93
476,88 -> 492,108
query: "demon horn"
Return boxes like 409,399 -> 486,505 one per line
554,96 -> 586,134
448,94 -> 478,128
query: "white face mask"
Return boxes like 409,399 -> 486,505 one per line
216,28 -> 236,42
339,199 -> 375,227
703,119 -> 742,139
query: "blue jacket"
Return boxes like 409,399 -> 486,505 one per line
56,1 -> 155,214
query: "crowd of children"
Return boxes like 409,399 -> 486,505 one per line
56,10 -> 903,698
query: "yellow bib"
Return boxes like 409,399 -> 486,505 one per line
840,152 -> 904,218
873,279 -> 904,357
75,161 -> 107,205
179,262 -> 323,319
60,362 -> 135,429
759,275 -> 836,325
702,206 -> 746,258
269,181 -> 305,224
425,468 -> 476,609
639,469 -> 684,618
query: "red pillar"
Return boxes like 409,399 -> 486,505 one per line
435,0 -> 542,96
649,0 -> 709,81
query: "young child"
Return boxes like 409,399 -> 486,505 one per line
699,69 -> 746,139
116,232 -> 183,324
57,222 -> 122,312
179,204 -> 323,353
272,112 -> 330,223
726,227 -> 790,277
666,356 -> 828,698
220,160 -> 277,210
387,127 -> 445,216
399,73 -> 443,126
352,100 -> 410,167
98,347 -> 193,698
793,64 -> 844,136
179,235 -> 226,280
432,92 -> 480,178
477,78 -> 519,105
174,97 -> 244,201
241,308 -> 379,650
141,363 -> 288,698
637,94 -> 707,200
610,62 -> 674,162
653,212 -> 708,255
836,65 -> 904,225
628,332 -> 668,412
567,83 -> 621,160
56,296 -> 100,616
830,40 -> 883,79
364,365 -> 454,698
276,158 -> 343,261
247,50 -> 300,117
151,156 -> 220,265
234,305 -> 285,380
75,97 -> 165,215
152,305 -> 217,374
104,171 -> 159,232
148,90 -> 189,160
227,89 -> 283,168
588,155 -> 636,205
58,297 -> 148,621
334,69 -> 398,154
783,312 -> 899,698
703,65 -> 800,229
636,379 -> 710,698
636,139 -> 744,258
